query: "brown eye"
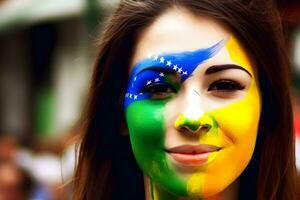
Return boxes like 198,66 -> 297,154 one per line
208,79 -> 245,92
142,83 -> 176,99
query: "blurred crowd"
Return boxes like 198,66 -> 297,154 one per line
0,134 -> 76,200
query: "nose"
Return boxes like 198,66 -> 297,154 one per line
174,113 -> 213,135
174,89 -> 213,135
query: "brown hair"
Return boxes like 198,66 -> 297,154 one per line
73,0 -> 299,199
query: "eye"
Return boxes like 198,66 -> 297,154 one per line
142,83 -> 177,99
208,79 -> 245,92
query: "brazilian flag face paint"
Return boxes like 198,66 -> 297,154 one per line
125,36 -> 261,199
125,40 -> 225,198
123,7 -> 262,199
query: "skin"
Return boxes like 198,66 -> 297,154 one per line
125,7 -> 261,200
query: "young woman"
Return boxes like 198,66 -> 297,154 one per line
73,0 -> 299,199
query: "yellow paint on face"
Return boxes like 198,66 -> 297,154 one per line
187,36 -> 261,197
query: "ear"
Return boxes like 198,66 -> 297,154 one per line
120,121 -> 129,136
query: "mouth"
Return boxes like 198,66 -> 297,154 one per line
166,144 -> 222,166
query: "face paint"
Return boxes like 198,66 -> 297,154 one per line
125,10 -> 261,200
125,41 -> 225,198
125,36 -> 261,199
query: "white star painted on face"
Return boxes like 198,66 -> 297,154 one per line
178,67 -> 183,73
166,60 -> 172,66
159,72 -> 164,77
160,57 -> 165,63
153,55 -> 158,61
147,80 -> 152,85
129,94 -> 132,98
183,71 -> 188,75
134,76 -> 137,81
134,95 -> 138,100
173,65 -> 178,70
155,78 -> 160,82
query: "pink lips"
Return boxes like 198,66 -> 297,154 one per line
167,144 -> 221,166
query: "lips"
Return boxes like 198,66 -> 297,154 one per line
166,144 -> 221,166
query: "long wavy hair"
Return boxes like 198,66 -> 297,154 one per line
73,0 -> 299,199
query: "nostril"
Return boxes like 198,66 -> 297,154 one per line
200,124 -> 211,132
178,127 -> 191,135
177,124 -> 211,135
202,127 -> 209,132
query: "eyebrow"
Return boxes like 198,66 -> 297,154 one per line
205,64 -> 252,77
136,66 -> 176,76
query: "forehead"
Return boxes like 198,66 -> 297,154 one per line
131,7 -> 231,69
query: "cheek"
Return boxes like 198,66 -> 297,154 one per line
126,100 -> 165,157
126,100 -> 167,189
125,102 -> 165,165
213,82 -> 261,178
212,81 -> 261,146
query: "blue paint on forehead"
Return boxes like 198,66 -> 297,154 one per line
124,39 -> 226,110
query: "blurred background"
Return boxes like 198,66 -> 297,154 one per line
0,0 -> 299,199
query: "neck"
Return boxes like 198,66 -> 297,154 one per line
144,176 -> 239,200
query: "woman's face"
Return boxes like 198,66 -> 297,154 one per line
124,7 -> 261,198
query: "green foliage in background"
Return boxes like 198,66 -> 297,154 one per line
35,87 -> 55,137
85,0 -> 104,34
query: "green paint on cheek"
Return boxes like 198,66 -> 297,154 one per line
126,99 -> 187,197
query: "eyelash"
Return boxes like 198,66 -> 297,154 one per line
142,83 -> 177,99
208,79 -> 245,92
